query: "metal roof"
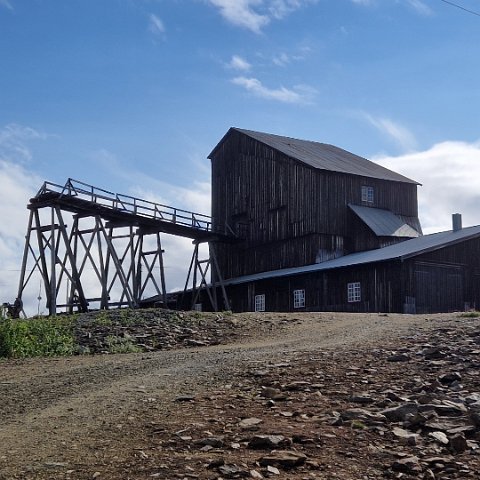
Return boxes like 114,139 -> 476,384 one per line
209,128 -> 419,185
223,224 -> 480,286
349,204 -> 421,238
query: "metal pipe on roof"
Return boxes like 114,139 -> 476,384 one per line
452,213 -> 462,231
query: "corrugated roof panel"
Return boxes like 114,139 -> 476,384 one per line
223,225 -> 480,286
228,128 -> 419,185
349,204 -> 421,238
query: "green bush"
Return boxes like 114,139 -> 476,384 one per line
105,335 -> 141,354
459,311 -> 480,318
0,317 -> 75,358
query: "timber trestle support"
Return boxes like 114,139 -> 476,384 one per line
16,179 -> 234,315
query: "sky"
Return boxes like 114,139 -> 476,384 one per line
1,0 -> 480,314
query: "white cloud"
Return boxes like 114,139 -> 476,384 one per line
268,0 -> 318,19
272,46 -> 311,66
0,123 -> 48,163
272,52 -> 291,66
228,55 -> 252,71
232,76 -> 315,104
148,13 -> 165,35
0,125 -> 44,313
351,0 -> 374,5
351,0 -> 432,14
375,140 -> 480,233
207,0 -> 316,33
207,0 -> 269,33
361,113 -> 418,152
405,0 -> 432,15
0,0 -> 13,10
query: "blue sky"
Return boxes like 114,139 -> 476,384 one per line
1,0 -> 480,311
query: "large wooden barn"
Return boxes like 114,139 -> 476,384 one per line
205,127 -> 480,314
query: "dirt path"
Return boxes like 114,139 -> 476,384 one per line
0,312 -> 474,479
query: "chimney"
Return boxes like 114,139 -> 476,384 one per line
452,213 -> 462,232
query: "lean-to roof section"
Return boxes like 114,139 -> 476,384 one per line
223,224 -> 480,286
349,204 -> 421,238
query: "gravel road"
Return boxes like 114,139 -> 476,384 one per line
0,312 -> 475,479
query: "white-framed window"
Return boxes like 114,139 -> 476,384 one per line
347,282 -> 361,303
361,186 -> 374,204
255,294 -> 265,312
293,289 -> 305,308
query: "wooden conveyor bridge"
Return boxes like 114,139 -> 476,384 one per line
16,179 -> 236,315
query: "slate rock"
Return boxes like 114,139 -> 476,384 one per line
392,427 -> 419,446
195,436 -> 225,448
239,417 -> 263,428
247,435 -> 287,450
429,431 -> 449,445
391,456 -> 422,473
259,450 -> 307,469
218,464 -> 249,478
340,408 -> 386,425
439,372 -> 462,384
350,393 -> 375,404
449,433 -> 468,454
381,402 -> 418,422
387,353 -> 411,362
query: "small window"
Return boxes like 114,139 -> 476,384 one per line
293,289 -> 305,308
194,303 -> 202,312
347,282 -> 361,303
255,294 -> 265,312
361,186 -> 374,204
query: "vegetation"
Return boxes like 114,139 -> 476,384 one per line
0,316 -> 75,358
105,335 -> 142,354
459,311 -> 480,318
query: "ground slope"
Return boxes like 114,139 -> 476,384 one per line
0,312 -> 479,479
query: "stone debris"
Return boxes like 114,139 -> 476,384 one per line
71,309 -> 291,354
258,450 -> 307,469
247,434 -> 287,449
15,312 -> 479,480
139,315 -> 480,479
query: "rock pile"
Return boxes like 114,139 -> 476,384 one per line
132,315 -> 480,479
71,309 -> 288,354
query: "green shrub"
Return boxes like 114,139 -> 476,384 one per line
0,317 -> 75,358
105,335 -> 141,354
459,311 -> 480,318
91,311 -> 113,326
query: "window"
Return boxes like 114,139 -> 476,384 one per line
193,303 -> 202,312
361,186 -> 374,204
293,289 -> 305,308
347,282 -> 361,303
255,294 -> 265,312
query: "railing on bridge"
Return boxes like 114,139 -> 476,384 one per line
35,178 -> 219,233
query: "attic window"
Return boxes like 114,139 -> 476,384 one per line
361,186 -> 374,204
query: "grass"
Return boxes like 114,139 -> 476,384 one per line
459,311 -> 480,318
105,335 -> 142,354
0,316 -> 75,358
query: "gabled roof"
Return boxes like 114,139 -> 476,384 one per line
223,224 -> 480,286
349,204 -> 421,238
209,127 -> 419,185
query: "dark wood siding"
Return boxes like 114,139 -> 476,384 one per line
211,129 -> 420,280
408,236 -> 480,313
224,262 -> 404,314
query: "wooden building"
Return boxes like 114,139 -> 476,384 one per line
204,128 -> 480,314
209,128 -> 422,280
